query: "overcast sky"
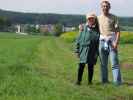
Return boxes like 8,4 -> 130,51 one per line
0,0 -> 133,16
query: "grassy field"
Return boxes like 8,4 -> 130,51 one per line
0,32 -> 133,100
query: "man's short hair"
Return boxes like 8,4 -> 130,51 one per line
101,0 -> 111,8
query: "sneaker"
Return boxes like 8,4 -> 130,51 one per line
112,82 -> 122,86
88,81 -> 93,85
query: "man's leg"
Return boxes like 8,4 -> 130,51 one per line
99,41 -> 109,83
76,63 -> 85,85
87,64 -> 94,84
110,48 -> 122,85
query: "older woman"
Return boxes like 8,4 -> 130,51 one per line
75,12 -> 100,85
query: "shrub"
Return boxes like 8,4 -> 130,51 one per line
120,32 -> 133,44
53,24 -> 63,36
60,31 -> 133,44
60,31 -> 78,43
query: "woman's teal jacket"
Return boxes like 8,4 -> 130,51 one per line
75,25 -> 100,64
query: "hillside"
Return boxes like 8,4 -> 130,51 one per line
0,9 -> 133,27
0,9 -> 85,26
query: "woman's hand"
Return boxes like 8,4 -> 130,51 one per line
76,53 -> 80,58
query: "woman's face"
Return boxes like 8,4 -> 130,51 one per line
87,17 -> 96,26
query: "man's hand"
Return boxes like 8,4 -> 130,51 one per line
112,31 -> 120,50
112,42 -> 118,49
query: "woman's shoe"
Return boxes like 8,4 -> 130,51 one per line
75,81 -> 81,85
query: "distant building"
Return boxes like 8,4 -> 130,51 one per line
63,25 -> 76,32
14,24 -> 76,35
16,25 -> 21,33
39,24 -> 54,35
15,24 -> 28,33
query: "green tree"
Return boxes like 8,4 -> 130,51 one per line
0,17 -> 11,31
53,23 -> 63,36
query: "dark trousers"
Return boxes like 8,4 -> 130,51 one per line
77,63 -> 94,83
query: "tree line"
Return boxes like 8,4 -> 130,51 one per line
0,9 -> 133,31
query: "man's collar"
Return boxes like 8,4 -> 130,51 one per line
101,13 -> 111,17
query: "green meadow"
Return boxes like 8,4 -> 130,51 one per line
0,32 -> 133,100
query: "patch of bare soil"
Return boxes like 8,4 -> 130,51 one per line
120,63 -> 133,69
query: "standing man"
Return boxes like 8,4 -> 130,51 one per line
98,0 -> 122,85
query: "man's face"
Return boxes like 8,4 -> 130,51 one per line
101,2 -> 110,14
